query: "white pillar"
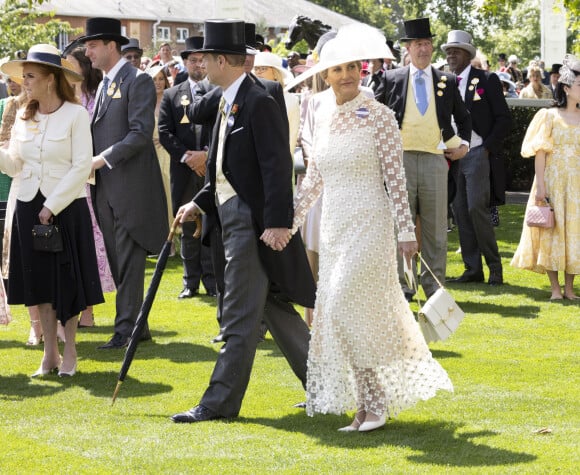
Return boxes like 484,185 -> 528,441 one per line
541,0 -> 567,67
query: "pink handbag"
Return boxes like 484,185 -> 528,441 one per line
525,199 -> 554,228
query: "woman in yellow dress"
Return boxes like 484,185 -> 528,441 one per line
511,56 -> 580,300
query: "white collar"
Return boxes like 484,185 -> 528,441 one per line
410,63 -> 432,79
103,57 -> 128,83
222,73 -> 247,113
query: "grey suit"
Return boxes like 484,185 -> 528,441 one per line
91,61 -> 168,339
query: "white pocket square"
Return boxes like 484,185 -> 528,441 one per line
230,126 -> 244,135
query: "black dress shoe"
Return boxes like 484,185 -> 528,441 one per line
448,272 -> 484,283
488,270 -> 504,286
178,287 -> 198,299
97,333 -> 129,349
171,405 -> 223,423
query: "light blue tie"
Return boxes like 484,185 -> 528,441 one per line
414,70 -> 428,115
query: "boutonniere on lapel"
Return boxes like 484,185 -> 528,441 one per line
436,75 -> 447,97
180,94 -> 190,124
227,103 -> 239,128
108,78 -> 123,99
468,78 -> 483,101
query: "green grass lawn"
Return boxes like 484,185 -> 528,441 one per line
0,204 -> 578,474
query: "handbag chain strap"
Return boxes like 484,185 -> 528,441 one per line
406,253 -> 445,317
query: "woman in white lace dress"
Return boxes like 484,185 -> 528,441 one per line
282,26 -> 453,432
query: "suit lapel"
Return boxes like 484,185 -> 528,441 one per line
464,70 -> 476,108
94,63 -> 130,123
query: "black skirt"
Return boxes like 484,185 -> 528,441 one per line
8,191 -> 104,325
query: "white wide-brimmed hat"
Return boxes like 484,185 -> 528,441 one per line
253,52 -> 294,84
0,44 -> 82,85
285,23 -> 395,92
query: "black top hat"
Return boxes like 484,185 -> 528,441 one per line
197,20 -> 246,56
78,18 -> 129,45
400,18 -> 435,42
549,63 -> 562,75
180,36 -> 204,59
498,53 -> 507,61
244,23 -> 258,55
122,38 -> 143,54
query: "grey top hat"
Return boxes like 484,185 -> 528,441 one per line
400,18 -> 435,42
441,30 -> 477,59
197,20 -> 247,56
180,36 -> 204,60
122,38 -> 143,55
77,17 -> 129,46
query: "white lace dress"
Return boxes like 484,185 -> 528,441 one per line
293,93 -> 453,417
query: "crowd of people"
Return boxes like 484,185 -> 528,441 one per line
0,15 -> 578,432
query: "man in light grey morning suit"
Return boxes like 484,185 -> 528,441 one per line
80,18 -> 169,348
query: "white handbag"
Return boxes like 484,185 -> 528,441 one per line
405,254 -> 465,343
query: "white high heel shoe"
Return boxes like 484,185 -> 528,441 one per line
31,365 -> 59,377
338,410 -> 366,432
58,362 -> 77,377
358,412 -> 386,432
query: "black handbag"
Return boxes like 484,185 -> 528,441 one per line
32,223 -> 63,253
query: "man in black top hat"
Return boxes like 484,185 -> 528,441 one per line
171,19 -> 314,424
81,17 -> 168,349
158,36 -> 216,300
375,18 -> 472,299
121,38 -> 143,69
442,30 -> 511,286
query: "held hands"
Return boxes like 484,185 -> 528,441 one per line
443,144 -> 468,161
260,228 -> 292,252
38,206 -> 53,225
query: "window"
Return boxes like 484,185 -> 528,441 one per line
55,32 -> 69,52
158,26 -> 170,41
176,28 -> 189,43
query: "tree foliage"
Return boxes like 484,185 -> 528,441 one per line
0,1 -> 79,58
310,0 -> 579,61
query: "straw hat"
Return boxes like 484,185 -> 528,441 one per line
0,44 -> 82,84
285,23 -> 394,92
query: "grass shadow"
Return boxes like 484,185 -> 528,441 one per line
247,413 -> 537,467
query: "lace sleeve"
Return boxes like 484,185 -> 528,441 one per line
374,106 -> 416,242
292,158 -> 323,235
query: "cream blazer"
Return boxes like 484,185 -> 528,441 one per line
0,101 -> 92,216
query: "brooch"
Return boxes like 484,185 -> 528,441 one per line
436,75 -> 447,97
355,107 -> 369,118
180,94 -> 190,124
468,78 -> 482,100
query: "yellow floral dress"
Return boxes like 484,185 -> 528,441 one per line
511,108 -> 580,274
